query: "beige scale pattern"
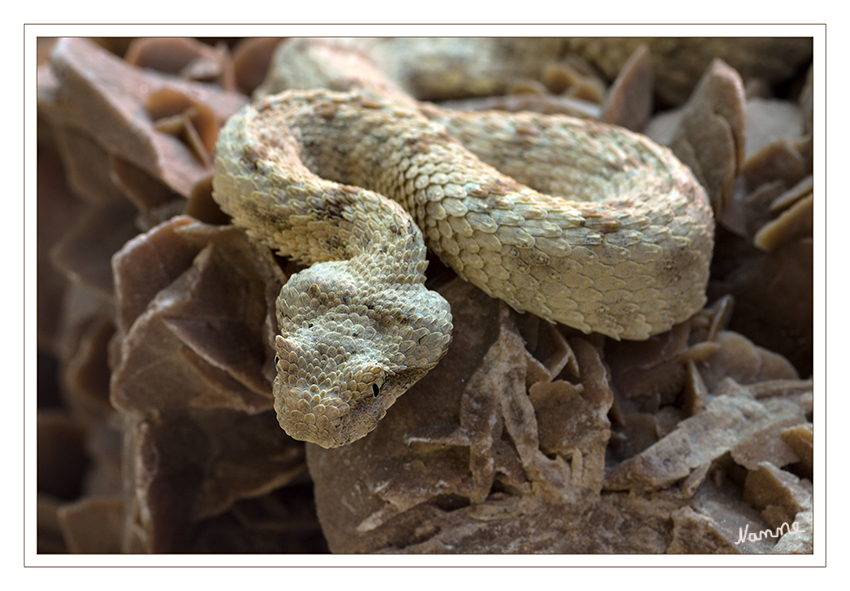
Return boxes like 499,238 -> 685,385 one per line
213,89 -> 714,448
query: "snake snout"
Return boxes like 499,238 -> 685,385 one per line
272,356 -> 397,448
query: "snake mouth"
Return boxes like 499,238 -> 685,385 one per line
272,331 -> 391,447
272,374 -> 389,448
273,352 -> 436,448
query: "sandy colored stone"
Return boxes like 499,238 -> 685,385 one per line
679,461 -> 712,499
37,411 -> 90,501
744,140 -> 811,194
36,149 -> 85,349
542,60 -> 589,95
232,37 -> 285,96
59,309 -> 115,428
601,43 -> 653,132
731,413 -> 803,470
670,59 -> 746,218
50,200 -> 140,300
668,480 -> 777,553
529,338 -> 613,493
770,174 -> 814,212
338,38 -> 567,102
57,496 -> 124,553
111,216 -> 284,414
564,37 -> 813,107
50,123 -> 127,205
708,236 -> 813,376
181,484 -> 328,553
668,507 -> 744,554
79,418 -> 123,498
37,495 -> 69,553
771,510 -> 813,554
608,412 -> 663,462
643,108 -> 684,146
563,76 -> 606,104
184,173 -> 231,225
682,360 -> 710,417
520,318 -> 577,387
506,78 -> 548,96
41,38 -> 247,198
35,36 -> 815,556
745,98 -> 805,158
112,156 -> 183,214
695,331 -> 799,392
799,66 -> 814,137
606,321 -> 691,409
121,408 -> 305,553
781,423 -> 813,475
604,388 -> 807,492
125,37 -> 236,91
683,294 -> 734,348
743,462 -> 812,528
732,138 -> 812,242
754,192 -> 813,252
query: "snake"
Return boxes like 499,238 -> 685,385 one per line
212,70 -> 714,449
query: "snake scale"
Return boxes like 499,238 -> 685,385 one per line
212,46 -> 714,448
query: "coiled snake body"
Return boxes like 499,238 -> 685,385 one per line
213,88 -> 714,448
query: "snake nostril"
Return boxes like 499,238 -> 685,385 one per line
372,383 -> 380,397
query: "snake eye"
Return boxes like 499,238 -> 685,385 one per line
372,383 -> 380,397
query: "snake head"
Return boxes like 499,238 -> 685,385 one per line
271,263 -> 452,448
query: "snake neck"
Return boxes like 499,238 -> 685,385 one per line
213,91 -> 432,283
